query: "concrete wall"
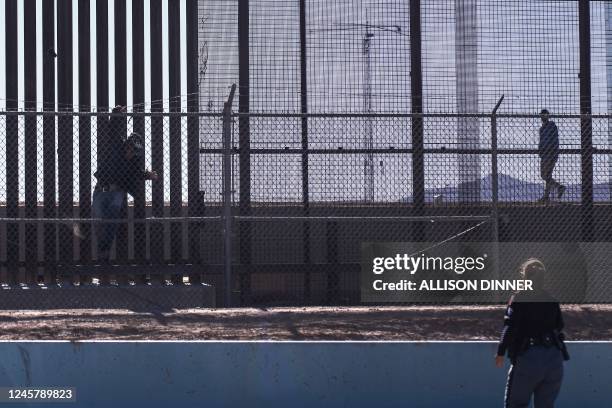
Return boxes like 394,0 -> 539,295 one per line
0,341 -> 610,407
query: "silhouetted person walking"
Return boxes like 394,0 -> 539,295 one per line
538,109 -> 565,203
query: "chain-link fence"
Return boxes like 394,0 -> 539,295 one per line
1,106 -> 611,307
197,0 -> 612,115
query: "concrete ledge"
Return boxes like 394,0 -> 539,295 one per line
0,283 -> 216,310
0,342 -> 609,407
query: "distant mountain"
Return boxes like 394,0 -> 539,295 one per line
405,173 -> 612,203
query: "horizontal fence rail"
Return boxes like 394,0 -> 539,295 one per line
1,0 -> 612,308
0,110 -> 609,306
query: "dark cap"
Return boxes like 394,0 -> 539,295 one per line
126,132 -> 144,154
540,109 -> 549,115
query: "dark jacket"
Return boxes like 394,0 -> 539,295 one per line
94,112 -> 147,198
539,121 -> 559,160
497,290 -> 564,363
94,148 -> 147,198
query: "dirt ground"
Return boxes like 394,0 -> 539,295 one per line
1,305 -> 611,341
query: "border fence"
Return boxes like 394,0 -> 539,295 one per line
1,0 -> 612,307
2,106 -> 612,306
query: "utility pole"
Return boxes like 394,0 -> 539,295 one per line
311,21 -> 406,203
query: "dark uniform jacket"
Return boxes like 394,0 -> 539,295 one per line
497,290 -> 564,363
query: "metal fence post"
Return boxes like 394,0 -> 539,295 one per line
168,0 -> 182,266
491,96 -> 504,237
150,0 -> 164,281
186,0 -> 201,283
223,84 -> 237,307
299,0 -> 311,304
114,0 -> 128,267
410,0 -> 425,242
24,0 -> 38,284
491,96 -> 504,298
238,0 -> 252,305
579,0 -> 593,242
78,0 -> 92,267
57,0 -> 74,279
132,0 -> 146,267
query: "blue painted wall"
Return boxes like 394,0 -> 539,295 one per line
0,342 -> 609,407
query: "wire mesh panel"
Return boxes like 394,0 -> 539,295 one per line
590,1 -> 612,114
218,112 -> 608,306
305,0 -> 411,113
495,116 -> 583,203
198,0 -> 240,113
230,216 -> 495,305
423,0 -> 580,113
250,0 -> 302,112
2,0 -> 612,308
0,110 -> 610,306
0,112 -> 223,291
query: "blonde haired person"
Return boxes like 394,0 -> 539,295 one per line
495,258 -> 569,408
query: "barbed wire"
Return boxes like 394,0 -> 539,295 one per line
0,93 -> 203,112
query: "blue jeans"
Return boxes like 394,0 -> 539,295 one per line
92,190 -> 126,252
505,345 -> 564,408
